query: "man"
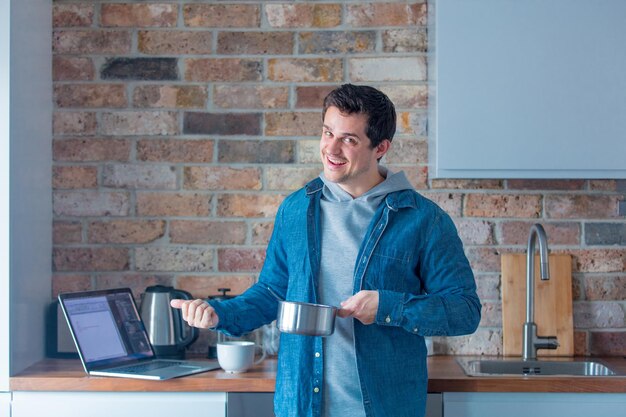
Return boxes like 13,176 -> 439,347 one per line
172,84 -> 481,417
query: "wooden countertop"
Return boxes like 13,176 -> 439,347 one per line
10,356 -> 626,393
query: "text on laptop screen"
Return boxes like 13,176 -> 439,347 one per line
64,292 -> 152,363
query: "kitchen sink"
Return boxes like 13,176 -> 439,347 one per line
457,357 -> 622,377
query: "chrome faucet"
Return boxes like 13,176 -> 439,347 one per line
522,224 -> 559,361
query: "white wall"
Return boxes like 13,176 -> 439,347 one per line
0,0 -> 10,393
8,0 -> 52,377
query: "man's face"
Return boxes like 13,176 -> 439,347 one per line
319,106 -> 390,197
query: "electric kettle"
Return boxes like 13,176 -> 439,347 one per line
140,285 -> 198,359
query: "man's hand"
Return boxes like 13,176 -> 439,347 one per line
337,290 -> 379,325
170,299 -> 219,329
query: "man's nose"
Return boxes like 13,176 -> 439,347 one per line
325,138 -> 342,154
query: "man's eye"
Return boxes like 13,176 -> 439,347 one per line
324,130 -> 332,137
343,137 -> 356,144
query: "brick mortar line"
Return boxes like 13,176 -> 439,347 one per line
52,79 -> 429,86
53,240 -> 626,247
50,183 -> 622,196
53,52 -> 428,60
53,27 -> 429,33
430,189 -> 626,196
54,217 -> 248,223
51,107 -> 428,114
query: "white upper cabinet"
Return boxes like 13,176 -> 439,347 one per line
0,0 -> 9,392
3,0 -> 53,388
428,0 -> 626,178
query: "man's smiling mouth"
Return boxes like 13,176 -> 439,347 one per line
326,155 -> 347,167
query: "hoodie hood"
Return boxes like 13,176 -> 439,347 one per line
319,167 -> 414,203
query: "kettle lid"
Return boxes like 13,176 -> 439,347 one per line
145,285 -> 174,293
208,288 -> 233,300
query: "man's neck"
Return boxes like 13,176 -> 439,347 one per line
339,171 -> 386,198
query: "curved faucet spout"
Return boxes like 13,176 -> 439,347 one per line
526,224 -> 550,325
523,223 -> 559,360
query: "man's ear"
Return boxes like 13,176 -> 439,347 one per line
375,139 -> 391,160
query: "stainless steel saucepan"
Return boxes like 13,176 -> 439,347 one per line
266,286 -> 339,337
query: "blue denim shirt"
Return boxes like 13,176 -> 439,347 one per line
210,177 -> 481,417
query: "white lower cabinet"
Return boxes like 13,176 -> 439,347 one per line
1,392 -> 11,416
7,391 -> 444,417
14,391 -> 626,417
443,392 -> 626,417
8,391 -> 441,417
11,391 -> 226,417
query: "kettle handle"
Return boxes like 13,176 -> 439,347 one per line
170,289 -> 199,348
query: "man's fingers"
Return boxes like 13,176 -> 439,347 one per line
170,299 -> 201,324
338,291 -> 378,325
169,298 -> 219,328
200,309 -> 215,328
338,297 -> 356,317
184,299 -> 202,326
170,299 -> 192,321
193,301 -> 207,325
340,294 -> 358,309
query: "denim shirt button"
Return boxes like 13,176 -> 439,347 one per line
385,315 -> 391,323
413,327 -> 419,333
314,387 -> 320,393
315,352 -> 321,358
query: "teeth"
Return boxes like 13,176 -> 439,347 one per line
327,156 -> 345,164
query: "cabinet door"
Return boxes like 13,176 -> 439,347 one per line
0,392 -> 10,416
430,0 -> 626,179
12,392 -> 226,417
443,392 -> 626,417
227,393 -> 275,417
425,393 -> 443,417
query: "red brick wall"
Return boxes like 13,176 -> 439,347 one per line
51,1 -> 625,356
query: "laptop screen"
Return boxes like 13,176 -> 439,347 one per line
59,288 -> 155,369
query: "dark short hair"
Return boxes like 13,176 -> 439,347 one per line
322,84 -> 396,148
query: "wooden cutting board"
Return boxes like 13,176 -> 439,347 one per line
501,253 -> 574,356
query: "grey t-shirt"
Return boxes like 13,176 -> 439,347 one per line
318,169 -> 413,417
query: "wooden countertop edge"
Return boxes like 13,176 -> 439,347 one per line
10,358 -> 278,393
427,377 -> 626,393
10,356 -> 626,393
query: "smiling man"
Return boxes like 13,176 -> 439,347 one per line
320,105 -> 389,197
172,84 -> 481,417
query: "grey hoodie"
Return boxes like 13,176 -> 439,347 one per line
318,168 -> 414,417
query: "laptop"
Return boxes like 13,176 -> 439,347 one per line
58,287 -> 220,380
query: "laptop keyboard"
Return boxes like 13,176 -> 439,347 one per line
114,361 -> 185,374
